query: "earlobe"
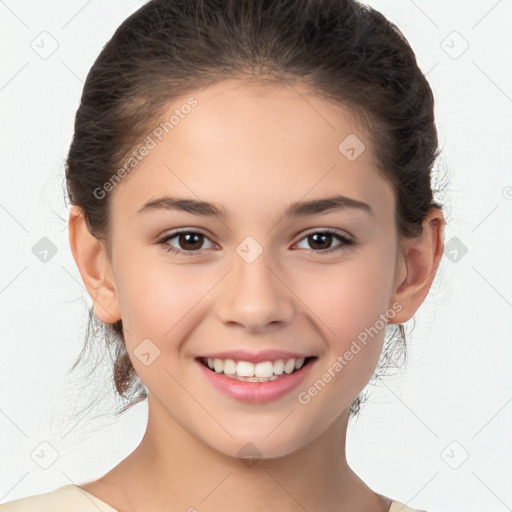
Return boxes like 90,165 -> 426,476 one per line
388,208 -> 445,324
68,206 -> 121,324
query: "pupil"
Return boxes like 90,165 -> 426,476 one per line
181,233 -> 202,250
310,233 -> 331,250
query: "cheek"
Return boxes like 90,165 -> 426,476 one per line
294,259 -> 392,411
300,251 -> 394,338
295,250 -> 395,397
114,260 -> 238,395
114,250 -> 214,343
112,257 -> 212,390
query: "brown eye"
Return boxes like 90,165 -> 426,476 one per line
175,232 -> 204,250
307,233 -> 334,250
159,230 -> 215,256
294,229 -> 353,254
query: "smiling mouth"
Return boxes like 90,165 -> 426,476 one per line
197,356 -> 317,382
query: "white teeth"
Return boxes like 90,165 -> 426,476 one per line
283,359 -> 296,374
213,358 -> 224,373
273,359 -> 284,375
294,357 -> 305,369
236,361 -> 254,377
203,356 -> 309,379
226,374 -> 281,382
254,361 -> 274,378
223,359 -> 237,375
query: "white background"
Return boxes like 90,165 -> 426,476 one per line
0,1 -> 511,511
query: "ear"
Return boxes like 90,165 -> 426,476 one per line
68,206 -> 121,324
388,207 -> 445,323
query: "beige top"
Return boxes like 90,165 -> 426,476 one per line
0,484 -> 429,511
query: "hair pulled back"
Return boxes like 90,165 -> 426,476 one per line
65,0 -> 443,420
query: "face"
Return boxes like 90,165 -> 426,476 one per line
104,79 -> 404,459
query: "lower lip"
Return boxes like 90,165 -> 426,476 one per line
196,358 -> 316,403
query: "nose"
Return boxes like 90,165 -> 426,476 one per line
215,247 -> 296,332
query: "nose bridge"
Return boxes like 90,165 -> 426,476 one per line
216,237 -> 295,329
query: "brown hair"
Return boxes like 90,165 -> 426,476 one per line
65,0 -> 444,422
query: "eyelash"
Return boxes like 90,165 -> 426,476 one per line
157,229 -> 354,257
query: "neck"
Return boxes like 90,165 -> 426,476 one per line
99,394 -> 389,512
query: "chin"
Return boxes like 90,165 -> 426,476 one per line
201,427 -> 313,463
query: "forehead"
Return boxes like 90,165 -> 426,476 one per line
109,78 -> 394,222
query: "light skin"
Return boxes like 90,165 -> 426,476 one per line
68,78 -> 444,512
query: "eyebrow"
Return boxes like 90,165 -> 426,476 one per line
137,194 -> 373,218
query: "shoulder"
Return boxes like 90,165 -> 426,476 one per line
0,485 -> 118,512
388,501 -> 430,512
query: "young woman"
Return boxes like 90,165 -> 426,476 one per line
0,0 -> 444,510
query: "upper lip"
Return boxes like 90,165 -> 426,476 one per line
197,349 -> 316,364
